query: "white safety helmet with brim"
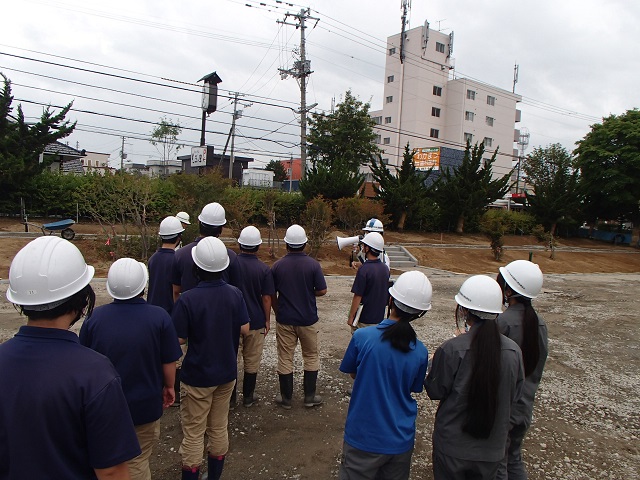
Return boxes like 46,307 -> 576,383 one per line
198,202 -> 226,226
499,260 -> 543,299
363,218 -> 384,233
455,275 -> 503,319
361,232 -> 384,252
191,237 -> 230,272
238,225 -> 263,247
6,236 -> 94,310
159,216 -> 185,238
284,224 -> 308,248
106,258 -> 149,300
389,270 -> 432,315
176,211 -> 191,225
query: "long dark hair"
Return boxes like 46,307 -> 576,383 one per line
22,284 -> 96,324
497,273 -> 540,377
381,300 -> 418,353
463,314 -> 502,439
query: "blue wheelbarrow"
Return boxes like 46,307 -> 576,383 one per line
23,218 -> 76,240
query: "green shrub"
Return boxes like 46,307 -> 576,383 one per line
302,196 -> 334,258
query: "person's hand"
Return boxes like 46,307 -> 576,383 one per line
347,317 -> 354,327
351,261 -> 360,270
162,386 -> 176,408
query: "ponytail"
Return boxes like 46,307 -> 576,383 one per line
381,301 -> 418,353
463,316 -> 501,439
518,298 -> 540,377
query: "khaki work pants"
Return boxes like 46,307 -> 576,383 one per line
276,322 -> 319,374
179,381 -> 235,468
240,329 -> 266,374
128,420 -> 160,480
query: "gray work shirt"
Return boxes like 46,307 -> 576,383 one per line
497,303 -> 548,427
425,325 -> 524,462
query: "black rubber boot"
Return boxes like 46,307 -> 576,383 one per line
276,373 -> 293,409
242,372 -> 258,407
181,466 -> 200,480
207,454 -> 225,480
303,370 -> 323,407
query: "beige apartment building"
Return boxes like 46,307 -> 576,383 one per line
370,21 -> 521,179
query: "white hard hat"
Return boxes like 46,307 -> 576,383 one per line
361,232 -> 384,252
198,202 -> 226,226
389,271 -> 432,314
499,260 -> 543,299
238,225 -> 263,247
363,218 -> 384,233
176,211 -> 191,225
6,236 -> 95,309
191,237 -> 230,272
455,275 -> 503,315
159,216 -> 185,238
106,258 -> 148,300
284,224 -> 308,247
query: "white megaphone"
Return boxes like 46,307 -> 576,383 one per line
337,235 -> 362,251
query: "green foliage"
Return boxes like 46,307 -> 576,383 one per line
23,172 -> 88,217
265,159 -> 288,182
222,187 -> 260,238
433,142 -> 511,233
531,224 -> 547,242
302,196 -> 334,258
480,210 -> 510,261
0,73 -> 76,209
334,197 -> 387,234
307,90 -> 380,171
150,117 -> 182,174
524,144 -> 582,235
167,169 -> 231,215
574,109 -> 640,222
370,144 -> 435,231
299,160 -> 364,200
273,192 -> 306,226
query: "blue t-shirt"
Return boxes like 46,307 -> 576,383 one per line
351,258 -> 390,325
271,252 -> 327,326
235,253 -> 275,330
339,319 -> 428,455
148,247 -> 177,313
172,238 -> 240,290
80,298 -> 182,425
0,326 -> 141,479
172,280 -> 250,387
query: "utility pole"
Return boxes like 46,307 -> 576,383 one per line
516,127 -> 530,194
227,92 -> 252,180
120,136 -> 126,171
278,8 -> 319,179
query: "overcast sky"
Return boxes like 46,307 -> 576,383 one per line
2,0 -> 638,168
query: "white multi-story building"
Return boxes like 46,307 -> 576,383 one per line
370,21 -> 522,179
82,151 -> 111,174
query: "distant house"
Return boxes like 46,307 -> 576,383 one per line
82,151 -> 112,175
43,141 -> 85,174
178,146 -> 253,183
242,168 -> 274,188
146,159 -> 182,176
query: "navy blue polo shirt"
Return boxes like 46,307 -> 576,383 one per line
235,253 -> 275,330
148,247 -> 177,313
172,238 -> 240,291
351,258 -> 390,325
271,252 -> 327,326
80,298 -> 182,425
340,319 -> 428,455
171,280 -> 250,387
0,326 -> 141,479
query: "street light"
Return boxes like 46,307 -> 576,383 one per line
198,72 -> 222,147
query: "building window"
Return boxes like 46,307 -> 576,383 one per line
386,96 -> 393,103
385,116 -> 392,124
387,75 -> 394,83
436,42 -> 445,53
486,116 -> 494,127
432,107 -> 441,117
487,95 -> 496,106
373,116 -> 382,125
430,128 -> 439,138
466,89 -> 476,100
382,158 -> 390,165
389,47 -> 396,55
383,137 -> 391,145
464,132 -> 473,144
465,111 -> 475,121
433,85 -> 442,96
484,137 -> 493,147
375,135 -> 381,144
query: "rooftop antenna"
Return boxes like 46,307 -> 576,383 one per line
513,62 -> 519,93
516,127 -> 530,194
400,0 -> 411,63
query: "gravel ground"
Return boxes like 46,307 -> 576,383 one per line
0,271 -> 638,479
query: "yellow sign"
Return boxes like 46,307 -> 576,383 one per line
413,147 -> 440,171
